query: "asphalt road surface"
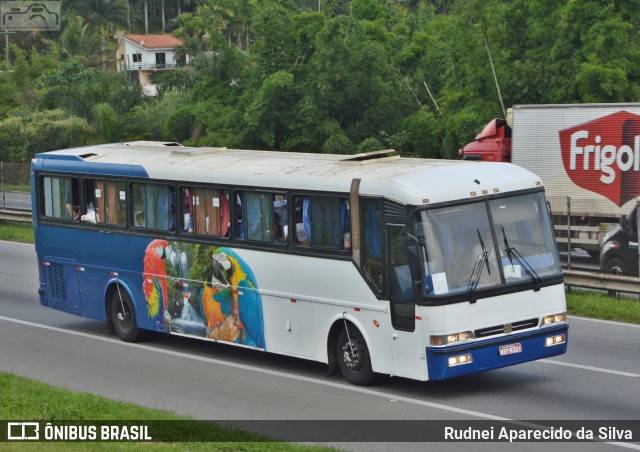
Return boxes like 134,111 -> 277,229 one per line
0,240 -> 638,451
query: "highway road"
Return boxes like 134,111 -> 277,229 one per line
0,240 -> 638,451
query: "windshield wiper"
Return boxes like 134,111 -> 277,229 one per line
501,226 -> 541,291
467,229 -> 490,303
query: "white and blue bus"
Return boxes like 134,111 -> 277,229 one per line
32,142 -> 568,385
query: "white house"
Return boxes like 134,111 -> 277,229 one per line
116,34 -> 188,96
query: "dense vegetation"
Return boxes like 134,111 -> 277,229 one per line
1,0 -> 639,163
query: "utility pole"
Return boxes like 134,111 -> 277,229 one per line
0,31 -> 15,66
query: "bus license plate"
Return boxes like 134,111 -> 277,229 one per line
499,343 -> 522,356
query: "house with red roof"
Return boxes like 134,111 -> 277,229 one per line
116,34 -> 188,95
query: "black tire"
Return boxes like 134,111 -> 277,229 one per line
336,325 -> 374,386
110,287 -> 143,342
604,257 -> 626,275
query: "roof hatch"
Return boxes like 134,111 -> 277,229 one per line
340,149 -> 398,165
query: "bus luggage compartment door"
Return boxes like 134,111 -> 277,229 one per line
42,259 -> 82,314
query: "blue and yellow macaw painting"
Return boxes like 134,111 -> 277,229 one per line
143,240 -> 265,350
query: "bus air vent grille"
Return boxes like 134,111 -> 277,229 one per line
474,318 -> 537,338
47,263 -> 67,301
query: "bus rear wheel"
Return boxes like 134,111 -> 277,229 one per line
336,326 -> 374,386
110,288 -> 143,342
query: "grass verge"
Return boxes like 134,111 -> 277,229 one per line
1,184 -> 30,192
0,372 -> 330,450
0,221 -> 34,244
566,290 -> 640,324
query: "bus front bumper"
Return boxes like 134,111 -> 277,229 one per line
425,323 -> 568,381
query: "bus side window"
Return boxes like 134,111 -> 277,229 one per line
183,186 -> 230,236
237,191 -> 286,244
361,198 -> 383,291
131,182 -> 176,231
83,179 -> 126,225
292,195 -> 350,250
42,175 -> 79,221
287,197 -> 309,246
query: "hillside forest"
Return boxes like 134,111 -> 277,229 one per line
1,0 -> 639,164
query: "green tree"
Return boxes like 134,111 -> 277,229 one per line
82,0 -> 128,71
60,16 -> 102,65
0,110 -> 95,162
243,70 -> 297,149
92,102 -> 120,141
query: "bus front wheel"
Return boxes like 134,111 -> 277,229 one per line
110,288 -> 143,342
336,325 -> 374,386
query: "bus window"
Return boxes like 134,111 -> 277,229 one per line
182,187 -> 230,237
42,175 -> 79,221
361,198 -> 383,290
83,179 -> 126,226
292,195 -> 351,250
237,191 -> 287,244
131,182 -> 176,231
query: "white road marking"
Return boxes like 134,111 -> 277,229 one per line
539,359 -> 639,378
568,315 -> 640,329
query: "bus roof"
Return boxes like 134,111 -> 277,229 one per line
35,142 -> 543,206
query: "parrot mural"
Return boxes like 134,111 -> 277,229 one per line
142,239 -> 169,321
214,248 -> 265,349
199,283 -> 227,330
143,240 -> 265,349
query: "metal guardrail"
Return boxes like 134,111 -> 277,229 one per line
0,209 -> 31,222
563,269 -> 640,295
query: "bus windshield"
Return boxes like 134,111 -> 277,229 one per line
414,191 -> 561,298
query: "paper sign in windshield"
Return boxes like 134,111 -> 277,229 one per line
503,264 -> 522,279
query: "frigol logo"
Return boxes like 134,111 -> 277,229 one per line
559,111 -> 640,207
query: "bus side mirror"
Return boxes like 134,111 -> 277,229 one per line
407,245 -> 422,283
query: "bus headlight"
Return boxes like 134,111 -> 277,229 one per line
545,335 -> 566,346
448,354 -> 473,367
541,312 -> 566,326
430,331 -> 474,346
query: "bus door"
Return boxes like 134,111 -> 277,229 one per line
38,175 -> 83,314
387,224 -> 425,380
78,179 -> 130,320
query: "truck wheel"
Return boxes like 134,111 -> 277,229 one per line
604,257 -> 626,275
110,288 -> 143,342
336,325 -> 374,386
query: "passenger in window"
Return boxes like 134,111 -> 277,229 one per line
66,204 -> 80,220
273,222 -> 286,245
284,209 -> 309,246
273,199 -> 288,233
272,213 -> 286,245
134,211 -> 146,227
342,205 -> 352,250
343,232 -> 352,250
81,204 -> 97,223
63,178 -> 80,220
81,182 -> 97,223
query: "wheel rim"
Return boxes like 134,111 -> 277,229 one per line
607,260 -> 624,274
116,302 -> 132,330
342,336 -> 365,373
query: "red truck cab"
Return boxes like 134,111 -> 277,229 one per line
459,118 -> 512,162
